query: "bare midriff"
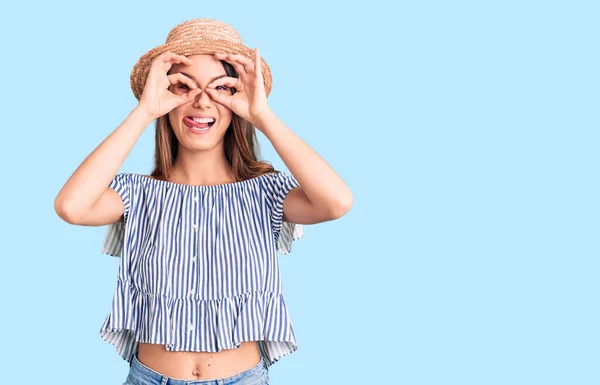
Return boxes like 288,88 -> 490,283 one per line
136,341 -> 262,381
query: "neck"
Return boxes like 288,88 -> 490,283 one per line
169,146 -> 236,186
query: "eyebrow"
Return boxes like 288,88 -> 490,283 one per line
175,72 -> 228,85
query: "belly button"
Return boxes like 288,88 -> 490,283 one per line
192,368 -> 200,376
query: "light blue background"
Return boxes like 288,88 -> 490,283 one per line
1,1 -> 598,384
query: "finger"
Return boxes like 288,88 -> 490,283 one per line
153,51 -> 190,68
166,73 -> 199,90
179,87 -> 202,105
254,48 -> 263,82
214,52 -> 250,76
207,76 -> 241,90
155,52 -> 193,72
205,87 -> 232,109
226,52 -> 255,73
159,51 -> 192,64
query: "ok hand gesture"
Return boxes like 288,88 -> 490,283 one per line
138,51 -> 203,120
205,48 -> 271,128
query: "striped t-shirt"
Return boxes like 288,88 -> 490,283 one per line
99,171 -> 304,368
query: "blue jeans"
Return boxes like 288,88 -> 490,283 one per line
123,352 -> 270,385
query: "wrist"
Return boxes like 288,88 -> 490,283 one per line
252,109 -> 276,129
132,105 -> 158,124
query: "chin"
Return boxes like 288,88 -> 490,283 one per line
180,125 -> 225,147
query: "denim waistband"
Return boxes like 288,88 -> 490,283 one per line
127,351 -> 268,385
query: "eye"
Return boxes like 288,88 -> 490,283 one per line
175,84 -> 229,92
177,84 -> 227,90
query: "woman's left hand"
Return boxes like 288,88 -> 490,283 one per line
206,48 -> 271,128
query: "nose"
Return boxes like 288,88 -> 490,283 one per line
192,86 -> 214,108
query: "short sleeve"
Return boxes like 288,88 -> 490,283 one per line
108,173 -> 131,222
261,171 -> 304,255
102,173 -> 132,258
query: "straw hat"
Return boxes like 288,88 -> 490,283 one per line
130,18 -> 273,101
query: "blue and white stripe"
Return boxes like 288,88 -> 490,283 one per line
99,171 -> 303,368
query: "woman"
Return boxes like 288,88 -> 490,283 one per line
54,18 -> 353,384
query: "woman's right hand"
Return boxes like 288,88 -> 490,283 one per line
137,51 -> 202,120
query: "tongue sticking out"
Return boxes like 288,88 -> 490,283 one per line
184,117 -> 213,129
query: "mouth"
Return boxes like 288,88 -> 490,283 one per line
183,116 -> 216,133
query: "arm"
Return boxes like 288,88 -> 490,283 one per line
54,106 -> 153,224
255,110 -> 354,224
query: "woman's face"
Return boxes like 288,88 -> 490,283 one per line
167,54 -> 234,151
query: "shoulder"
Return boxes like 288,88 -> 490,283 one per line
259,169 -> 295,182
259,170 -> 300,207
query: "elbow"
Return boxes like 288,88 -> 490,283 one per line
54,199 -> 79,225
54,197 -> 68,221
329,194 -> 353,219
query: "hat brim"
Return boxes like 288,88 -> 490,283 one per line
130,39 -> 273,101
